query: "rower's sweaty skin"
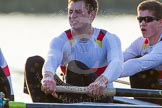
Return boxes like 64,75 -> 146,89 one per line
87,75 -> 108,97
41,71 -> 58,98
41,72 -> 108,98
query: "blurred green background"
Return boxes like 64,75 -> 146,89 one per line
0,0 -> 162,15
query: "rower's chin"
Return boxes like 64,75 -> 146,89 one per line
141,31 -> 147,38
71,26 -> 82,31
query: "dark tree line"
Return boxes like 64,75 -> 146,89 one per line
0,0 -> 161,14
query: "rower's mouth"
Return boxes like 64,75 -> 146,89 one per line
141,28 -> 146,31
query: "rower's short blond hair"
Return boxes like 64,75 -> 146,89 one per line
68,0 -> 98,14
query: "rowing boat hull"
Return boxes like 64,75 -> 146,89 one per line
0,101 -> 160,108
16,102 -> 162,108
0,96 -> 161,108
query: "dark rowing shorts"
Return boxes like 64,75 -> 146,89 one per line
130,69 -> 162,105
130,56 -> 162,105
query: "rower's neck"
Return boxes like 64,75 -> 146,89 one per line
72,26 -> 93,40
148,32 -> 162,46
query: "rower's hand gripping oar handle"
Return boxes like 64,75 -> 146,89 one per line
56,86 -> 162,98
56,86 -> 116,96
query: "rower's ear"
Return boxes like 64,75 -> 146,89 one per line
89,11 -> 96,22
160,19 -> 162,27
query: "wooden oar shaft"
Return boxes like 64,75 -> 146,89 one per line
56,86 -> 162,98
115,79 -> 130,85
56,86 -> 116,96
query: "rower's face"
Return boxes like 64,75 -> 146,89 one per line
137,10 -> 161,38
68,1 -> 93,30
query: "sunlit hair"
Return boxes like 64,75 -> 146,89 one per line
137,0 -> 162,19
68,0 -> 98,14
